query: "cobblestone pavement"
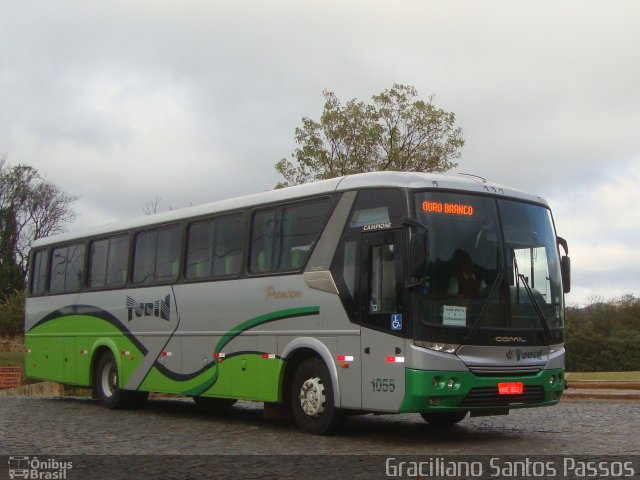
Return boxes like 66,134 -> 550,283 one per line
1,396 -> 638,456
1,397 -> 639,479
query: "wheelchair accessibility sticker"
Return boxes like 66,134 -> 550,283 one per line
390,314 -> 403,331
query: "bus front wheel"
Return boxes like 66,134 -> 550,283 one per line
94,351 -> 147,409
291,358 -> 345,435
420,411 -> 468,427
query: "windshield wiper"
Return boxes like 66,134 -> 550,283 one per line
513,253 -> 552,343
463,271 -> 504,342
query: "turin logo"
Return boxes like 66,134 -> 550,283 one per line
126,294 -> 171,322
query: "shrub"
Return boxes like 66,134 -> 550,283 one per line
0,290 -> 25,336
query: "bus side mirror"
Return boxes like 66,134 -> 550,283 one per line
409,229 -> 428,279
557,236 -> 570,294
561,255 -> 571,294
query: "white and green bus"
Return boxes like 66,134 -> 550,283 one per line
25,172 -> 570,434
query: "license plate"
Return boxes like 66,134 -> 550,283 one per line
498,382 -> 524,395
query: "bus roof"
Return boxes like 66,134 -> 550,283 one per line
32,171 -> 547,248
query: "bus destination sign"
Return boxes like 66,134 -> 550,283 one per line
422,201 -> 474,216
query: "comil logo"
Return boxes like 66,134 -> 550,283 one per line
126,294 -> 171,322
495,336 -> 527,343
8,456 -> 73,479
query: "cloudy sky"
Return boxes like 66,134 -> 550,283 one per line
2,0 -> 639,306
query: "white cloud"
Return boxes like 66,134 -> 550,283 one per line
1,0 -> 640,306
549,160 -> 640,305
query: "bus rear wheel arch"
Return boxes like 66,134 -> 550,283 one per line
290,357 -> 345,435
93,350 -> 148,409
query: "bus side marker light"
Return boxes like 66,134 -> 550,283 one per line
214,352 -> 226,363
25,349 -> 31,353
121,351 -> 130,356
161,351 -> 173,357
261,353 -> 276,359
79,349 -> 88,355
386,356 -> 405,363
336,355 -> 354,362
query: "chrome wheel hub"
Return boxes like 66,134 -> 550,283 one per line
101,363 -> 117,398
299,376 -> 325,417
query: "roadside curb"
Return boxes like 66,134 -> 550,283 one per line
0,381 -> 64,397
562,388 -> 640,401
565,380 -> 640,390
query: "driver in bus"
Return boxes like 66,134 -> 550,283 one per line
447,249 -> 487,298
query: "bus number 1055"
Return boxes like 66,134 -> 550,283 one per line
370,378 -> 396,392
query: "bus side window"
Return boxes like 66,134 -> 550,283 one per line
250,210 -> 275,273
249,199 -> 331,274
213,215 -> 244,277
89,235 -> 129,289
49,243 -> 85,294
133,226 -> 181,285
30,249 -> 49,295
186,219 -> 215,279
277,200 -> 331,271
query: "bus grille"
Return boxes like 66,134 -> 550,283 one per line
460,385 -> 545,407
468,365 -> 543,377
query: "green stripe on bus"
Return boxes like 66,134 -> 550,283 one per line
25,305 -> 319,398
184,306 -> 319,396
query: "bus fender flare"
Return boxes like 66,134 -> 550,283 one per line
281,337 -> 340,408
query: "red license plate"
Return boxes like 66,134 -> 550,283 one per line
498,382 -> 524,395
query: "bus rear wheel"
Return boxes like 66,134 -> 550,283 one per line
291,358 -> 345,435
94,351 -> 147,409
420,411 -> 468,427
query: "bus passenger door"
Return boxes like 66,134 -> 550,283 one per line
359,229 -> 406,412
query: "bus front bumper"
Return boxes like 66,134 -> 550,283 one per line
400,368 -> 564,413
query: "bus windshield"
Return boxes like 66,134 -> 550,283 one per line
413,192 -> 564,343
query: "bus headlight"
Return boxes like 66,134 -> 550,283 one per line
414,340 -> 460,354
549,343 -> 564,354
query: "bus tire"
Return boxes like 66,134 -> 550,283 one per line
420,411 -> 468,427
291,358 -> 345,435
94,351 -> 147,409
193,396 -> 237,408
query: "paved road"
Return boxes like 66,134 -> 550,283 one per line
1,396 -> 639,478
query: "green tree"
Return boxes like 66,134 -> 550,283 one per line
275,84 -> 464,188
0,156 -> 77,292
0,207 -> 24,296
565,295 -> 640,372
